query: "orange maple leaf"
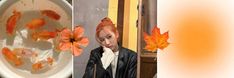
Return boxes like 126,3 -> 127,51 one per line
143,26 -> 169,52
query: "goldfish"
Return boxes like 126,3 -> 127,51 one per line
47,57 -> 54,65
32,57 -> 54,71
12,48 -> 37,58
41,10 -> 61,20
26,18 -> 45,30
31,30 -> 57,41
6,10 -> 21,35
32,62 -> 43,71
2,47 -> 23,66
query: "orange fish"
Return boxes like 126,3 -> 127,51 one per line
32,57 -> 54,71
41,10 -> 61,20
6,10 -> 21,35
26,18 -> 45,30
31,30 -> 57,41
32,62 -> 43,71
47,57 -> 54,65
2,47 -> 23,66
12,48 -> 37,58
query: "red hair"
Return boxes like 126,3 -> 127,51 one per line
95,17 -> 118,39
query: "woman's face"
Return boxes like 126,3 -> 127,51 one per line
97,27 -> 119,52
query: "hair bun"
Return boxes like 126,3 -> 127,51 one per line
101,17 -> 113,24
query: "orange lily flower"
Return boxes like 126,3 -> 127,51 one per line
57,26 -> 89,56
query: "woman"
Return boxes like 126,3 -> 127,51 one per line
83,17 -> 137,78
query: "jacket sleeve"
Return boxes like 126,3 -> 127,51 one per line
83,50 -> 96,78
127,53 -> 137,78
83,50 -> 107,78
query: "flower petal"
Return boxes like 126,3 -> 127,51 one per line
58,42 -> 71,51
73,26 -> 84,39
71,45 -> 83,56
60,28 -> 72,41
75,37 -> 89,47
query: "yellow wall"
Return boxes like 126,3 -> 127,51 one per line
108,0 -> 138,52
108,0 -> 118,26
122,0 -> 138,52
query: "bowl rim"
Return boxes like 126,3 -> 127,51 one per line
0,0 -> 73,78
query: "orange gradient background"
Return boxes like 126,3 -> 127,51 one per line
158,0 -> 234,78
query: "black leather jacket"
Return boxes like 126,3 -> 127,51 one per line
83,46 -> 137,78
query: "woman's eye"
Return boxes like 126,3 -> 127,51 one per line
99,38 -> 104,42
107,35 -> 112,39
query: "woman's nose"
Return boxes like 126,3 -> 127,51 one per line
104,39 -> 110,45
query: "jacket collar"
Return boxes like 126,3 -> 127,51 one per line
115,45 -> 125,78
97,45 -> 126,78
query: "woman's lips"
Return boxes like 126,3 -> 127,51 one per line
106,45 -> 112,48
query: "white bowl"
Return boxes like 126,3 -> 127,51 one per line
0,0 -> 72,78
